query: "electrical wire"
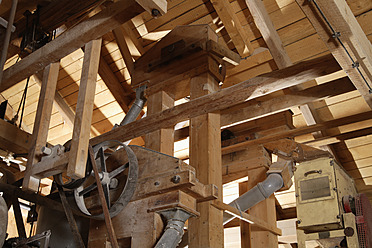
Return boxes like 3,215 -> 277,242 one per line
309,0 -> 372,93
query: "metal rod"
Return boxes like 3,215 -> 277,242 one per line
309,0 -> 372,93
12,196 -> 27,238
57,184 -> 85,248
88,145 -> 119,248
0,0 -> 18,87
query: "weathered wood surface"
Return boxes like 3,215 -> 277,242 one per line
0,0 -> 148,93
91,54 -> 341,145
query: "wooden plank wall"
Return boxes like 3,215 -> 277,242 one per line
1,0 -> 372,195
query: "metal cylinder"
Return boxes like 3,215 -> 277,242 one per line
223,173 -> 284,224
155,209 -> 192,248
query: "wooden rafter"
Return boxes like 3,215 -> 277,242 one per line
296,0 -> 372,108
92,54 -> 341,145
244,0 -> 338,164
98,55 -> 132,113
113,26 -> 135,77
210,0 -> 253,57
0,0 -> 166,93
221,110 -> 372,155
245,0 -> 292,68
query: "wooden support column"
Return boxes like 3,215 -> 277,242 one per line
245,167 -> 278,247
67,39 -> 102,179
23,62 -> 59,192
188,72 -> 223,248
145,90 -> 175,154
239,181 -> 251,248
133,91 -> 175,248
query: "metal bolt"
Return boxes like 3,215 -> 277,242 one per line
110,178 -> 119,189
352,62 -> 359,68
154,181 -> 160,186
337,215 -> 341,219
333,187 -> 338,191
41,146 -> 52,155
151,9 -> 160,17
171,175 -> 181,184
295,194 -> 299,197
344,227 -> 354,237
330,160 -> 334,166
332,32 -> 341,38
297,220 -> 301,224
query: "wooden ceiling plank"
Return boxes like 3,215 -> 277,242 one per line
0,0 -> 162,93
296,0 -> 372,108
91,53 -> 341,145
210,0 -> 253,57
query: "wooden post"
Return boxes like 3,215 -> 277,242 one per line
145,91 -> 175,154
239,181 -> 251,248
23,62 -> 60,192
133,90 -> 174,247
0,0 -> 17,87
188,72 -> 223,248
246,167 -> 278,247
67,39 -> 102,179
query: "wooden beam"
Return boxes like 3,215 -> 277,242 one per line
0,118 -> 31,154
122,21 -> 146,55
173,77 -> 354,142
296,0 -> 372,108
0,182 -> 83,216
113,26 -> 135,77
212,199 -> 282,236
145,91 -> 175,154
244,0 -> 335,164
92,54 -> 341,145
220,76 -> 354,127
67,39 -> 102,179
0,0 -> 150,93
221,110 -> 372,155
239,182 -> 251,248
245,0 -> 292,68
23,62 -> 60,192
210,0 -> 253,57
304,126 -> 372,148
98,55 -> 131,113
188,72 -> 223,247
26,55 -> 345,177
